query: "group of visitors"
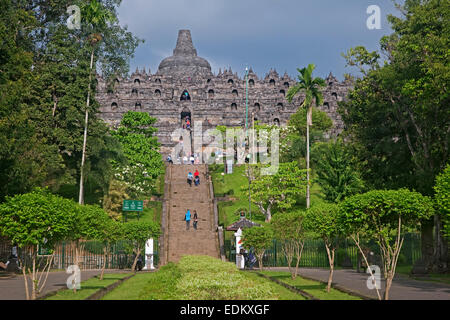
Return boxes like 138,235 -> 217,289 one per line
166,152 -> 200,165
187,169 -> 200,187
183,209 -> 199,230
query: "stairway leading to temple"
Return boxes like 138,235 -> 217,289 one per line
165,164 -> 219,263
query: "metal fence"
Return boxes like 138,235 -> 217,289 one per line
225,233 -> 422,269
1,239 -> 159,271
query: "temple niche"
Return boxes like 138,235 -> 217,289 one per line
96,30 -> 351,155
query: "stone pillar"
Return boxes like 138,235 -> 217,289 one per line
234,228 -> 245,269
143,238 -> 155,270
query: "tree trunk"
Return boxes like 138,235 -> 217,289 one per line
306,106 -> 311,209
100,246 -> 107,280
131,248 -> 140,272
384,274 -> 393,300
257,251 -> 264,272
31,253 -> 36,300
420,218 -> 434,272
433,214 -> 448,273
79,48 -> 95,205
325,244 -> 335,293
294,241 -> 304,279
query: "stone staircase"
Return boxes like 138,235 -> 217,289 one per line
165,164 -> 219,263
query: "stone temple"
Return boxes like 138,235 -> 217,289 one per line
96,30 -> 351,155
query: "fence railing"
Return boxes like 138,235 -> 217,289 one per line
1,239 -> 159,271
225,233 -> 421,269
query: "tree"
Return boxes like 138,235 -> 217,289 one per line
244,162 -> 307,222
78,0 -> 116,204
339,0 -> 450,271
282,107 -> 333,164
435,164 -> 450,239
286,64 -> 326,208
270,211 -> 306,279
112,111 -> 164,198
0,188 -> 75,300
338,189 -> 434,300
123,221 -> 161,272
312,140 -> 364,203
242,226 -> 274,272
97,219 -> 124,280
305,203 -> 340,292
0,1 -> 139,203
67,203 -> 115,291
434,164 -> 450,271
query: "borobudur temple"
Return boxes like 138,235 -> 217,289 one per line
96,30 -> 351,155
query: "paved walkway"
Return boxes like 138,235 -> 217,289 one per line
267,267 -> 450,300
0,269 -> 129,300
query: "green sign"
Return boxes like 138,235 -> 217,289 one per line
37,244 -> 53,256
123,200 -> 144,212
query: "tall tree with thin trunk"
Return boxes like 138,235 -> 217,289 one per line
79,0 -> 115,204
286,64 -> 326,208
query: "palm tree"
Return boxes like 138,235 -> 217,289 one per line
79,0 -> 114,204
286,64 -> 326,208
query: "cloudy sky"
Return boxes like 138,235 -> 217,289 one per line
117,0 -> 403,80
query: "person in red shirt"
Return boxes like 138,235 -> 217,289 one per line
194,170 -> 199,178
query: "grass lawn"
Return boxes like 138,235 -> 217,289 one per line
103,256 -> 307,300
45,273 -> 132,300
210,163 -> 327,244
261,271 -> 362,300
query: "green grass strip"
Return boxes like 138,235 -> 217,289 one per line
45,273 -> 132,300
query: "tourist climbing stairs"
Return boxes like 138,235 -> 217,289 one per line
164,164 -> 219,263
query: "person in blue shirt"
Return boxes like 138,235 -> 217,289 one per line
184,209 -> 191,230
187,171 -> 193,187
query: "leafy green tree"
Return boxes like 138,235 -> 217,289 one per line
339,0 -> 449,268
112,111 -> 164,198
98,219 -> 124,280
305,203 -> 340,292
0,188 -> 75,300
270,210 -> 306,278
286,64 -> 326,208
242,226 -> 274,272
0,1 -> 139,202
312,140 -> 364,203
282,107 -> 333,164
123,221 -> 161,272
67,203 -> 115,291
435,164 -> 450,239
338,189 -> 434,300
244,162 -> 307,222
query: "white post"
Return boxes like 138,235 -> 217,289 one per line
234,228 -> 245,269
143,238 -> 155,270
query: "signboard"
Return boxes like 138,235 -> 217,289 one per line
37,244 -> 53,256
122,200 -> 144,212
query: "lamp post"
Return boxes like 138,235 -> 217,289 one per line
244,67 -> 251,220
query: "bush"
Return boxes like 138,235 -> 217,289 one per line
174,256 -> 275,300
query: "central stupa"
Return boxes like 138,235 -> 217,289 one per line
157,30 -> 212,77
